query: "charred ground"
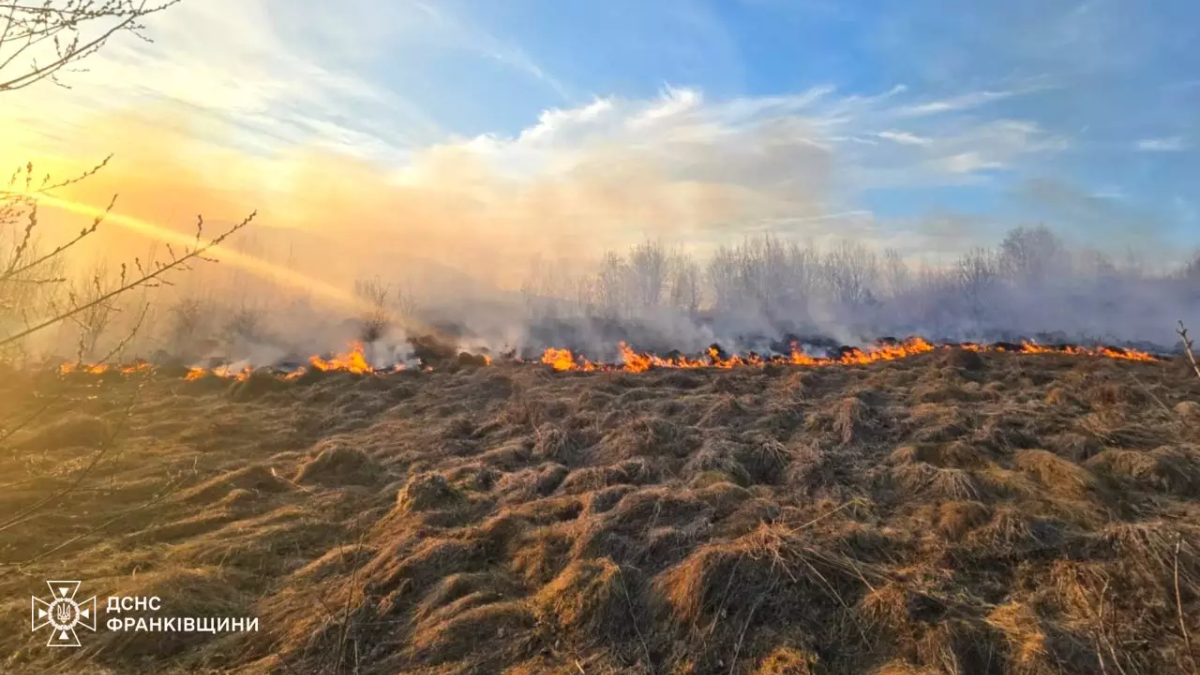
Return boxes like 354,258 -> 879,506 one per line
1,349 -> 1199,675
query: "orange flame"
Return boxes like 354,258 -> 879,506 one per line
308,341 -> 373,375
59,362 -> 110,375
541,347 -> 599,372
210,365 -> 252,381
1013,341 -> 1156,362
121,361 -> 153,374
59,361 -> 152,375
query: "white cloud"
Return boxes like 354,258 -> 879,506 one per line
895,89 -> 1018,117
935,152 -> 1005,174
393,84 -> 1072,250
1136,136 -> 1187,152
877,130 -> 932,145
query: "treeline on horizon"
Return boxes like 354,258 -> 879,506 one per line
5,225 -> 1200,365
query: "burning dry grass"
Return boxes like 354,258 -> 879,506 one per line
1,348 -> 1199,674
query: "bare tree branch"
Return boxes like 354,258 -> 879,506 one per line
0,210 -> 256,349
0,0 -> 183,92
1178,321 -> 1200,382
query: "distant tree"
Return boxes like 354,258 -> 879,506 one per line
627,240 -> 669,309
997,225 -> 1066,285
823,240 -> 878,307
594,251 -> 628,319
956,246 -> 1002,323
1181,251 -> 1200,281
878,247 -> 912,300
667,252 -> 700,317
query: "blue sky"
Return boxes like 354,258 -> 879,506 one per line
5,0 -> 1198,261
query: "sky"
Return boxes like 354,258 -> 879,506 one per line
2,0 -> 1198,283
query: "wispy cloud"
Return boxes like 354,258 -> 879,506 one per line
1135,136 -> 1187,152
934,152 -> 1005,174
877,131 -> 932,145
894,89 -> 1018,117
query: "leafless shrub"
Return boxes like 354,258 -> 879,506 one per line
222,303 -> 267,349
60,261 -> 123,360
163,296 -> 213,358
353,277 -> 392,343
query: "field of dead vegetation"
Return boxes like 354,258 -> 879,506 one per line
1,348 -> 1200,675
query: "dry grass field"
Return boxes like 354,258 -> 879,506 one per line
2,346 -> 1199,674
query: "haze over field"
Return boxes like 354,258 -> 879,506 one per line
2,0 -> 1198,363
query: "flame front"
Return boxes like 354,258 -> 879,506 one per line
539,337 -> 1154,372
50,336 -> 1160,382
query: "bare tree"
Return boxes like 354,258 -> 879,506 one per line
956,247 -> 1002,325
594,251 -> 628,320
667,252 -> 700,317
823,239 -> 879,307
998,225 -> 1066,285
627,240 -> 669,310
879,248 -> 911,300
